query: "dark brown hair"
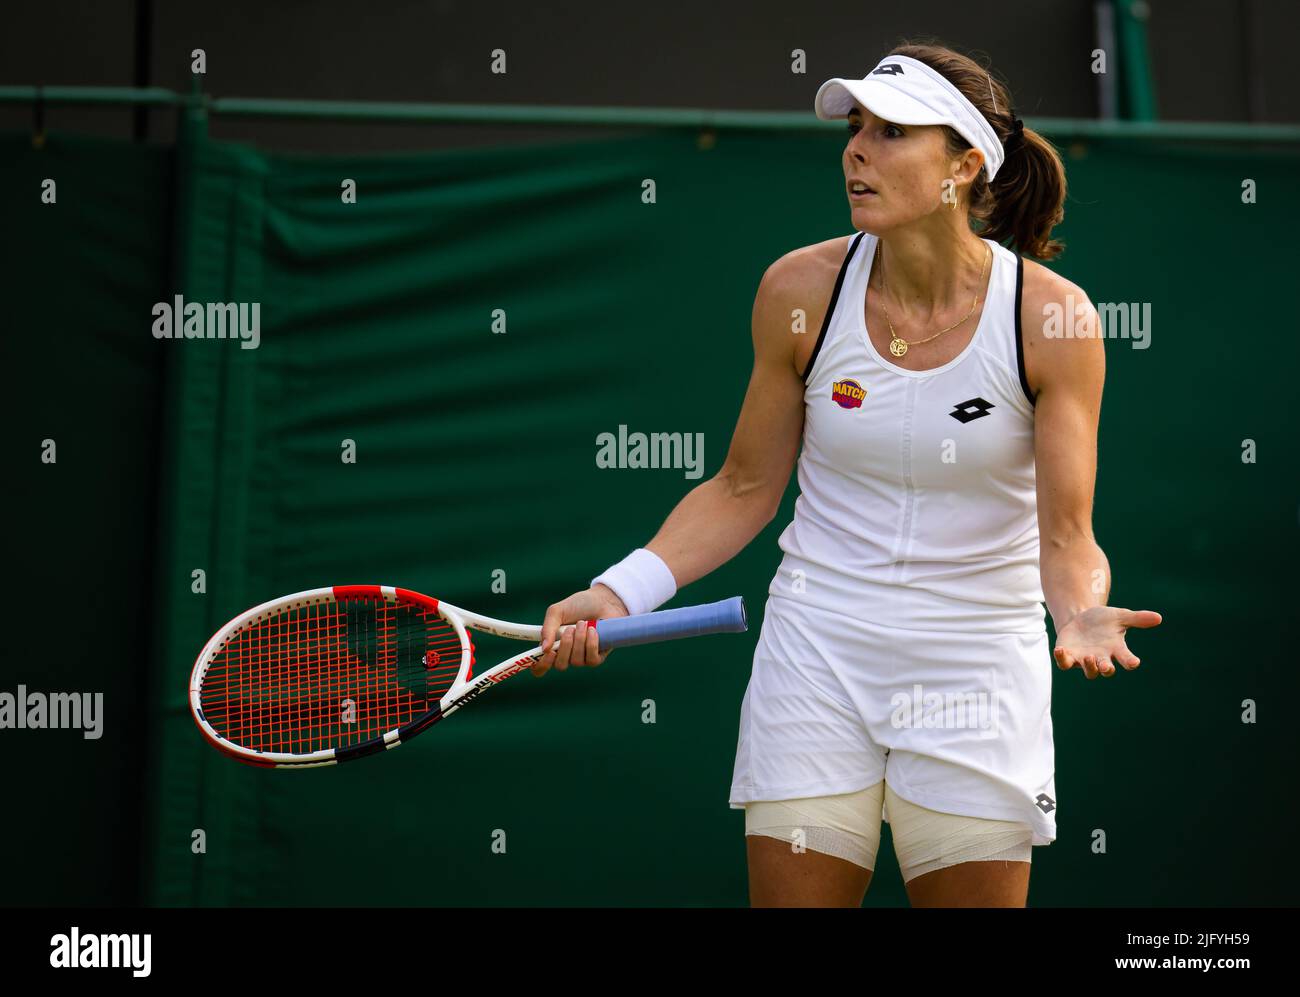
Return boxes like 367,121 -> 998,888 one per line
889,41 -> 1067,260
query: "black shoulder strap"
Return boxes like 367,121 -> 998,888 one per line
802,231 -> 866,384
1014,254 -> 1036,407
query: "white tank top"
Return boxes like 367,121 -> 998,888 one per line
771,231 -> 1047,633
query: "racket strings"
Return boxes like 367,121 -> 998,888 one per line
200,597 -> 463,754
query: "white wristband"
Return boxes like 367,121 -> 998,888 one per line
590,548 -> 677,618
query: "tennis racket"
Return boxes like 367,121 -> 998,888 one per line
189,585 -> 747,768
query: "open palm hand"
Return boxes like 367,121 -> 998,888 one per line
1054,605 -> 1162,680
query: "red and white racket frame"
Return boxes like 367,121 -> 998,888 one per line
189,584 -> 569,769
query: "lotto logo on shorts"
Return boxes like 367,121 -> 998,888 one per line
831,378 -> 866,409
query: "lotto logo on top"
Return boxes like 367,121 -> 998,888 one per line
831,378 -> 866,409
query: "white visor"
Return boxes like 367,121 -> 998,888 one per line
815,54 -> 1005,180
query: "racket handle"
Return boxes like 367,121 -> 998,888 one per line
593,596 -> 747,650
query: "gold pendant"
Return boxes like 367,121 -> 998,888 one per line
889,337 -> 908,357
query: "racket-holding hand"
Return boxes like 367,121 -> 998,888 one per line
534,584 -> 630,676
1053,605 -> 1162,680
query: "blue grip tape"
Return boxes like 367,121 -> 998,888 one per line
594,596 -> 748,651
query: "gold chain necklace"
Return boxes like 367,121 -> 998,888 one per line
878,243 -> 991,358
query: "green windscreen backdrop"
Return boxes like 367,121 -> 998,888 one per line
5,122 -> 1297,907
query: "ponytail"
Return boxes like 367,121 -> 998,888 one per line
889,41 -> 1069,261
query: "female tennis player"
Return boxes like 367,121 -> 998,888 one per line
533,41 -> 1161,907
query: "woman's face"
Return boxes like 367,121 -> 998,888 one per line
843,105 -> 969,232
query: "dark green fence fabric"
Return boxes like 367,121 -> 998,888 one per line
6,123 -> 1298,907
5,132 -> 171,905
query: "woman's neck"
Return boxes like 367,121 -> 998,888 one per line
874,223 -> 990,314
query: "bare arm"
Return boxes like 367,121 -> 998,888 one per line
642,260 -> 809,587
1028,273 -> 1108,629
535,254 -> 810,673
1026,267 -> 1161,679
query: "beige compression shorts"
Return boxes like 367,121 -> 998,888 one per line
744,781 -> 1033,882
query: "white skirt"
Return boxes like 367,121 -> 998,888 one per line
729,593 -> 1058,847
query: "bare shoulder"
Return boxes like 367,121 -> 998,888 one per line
1019,258 -> 1104,400
755,234 -> 857,376
759,234 -> 855,296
